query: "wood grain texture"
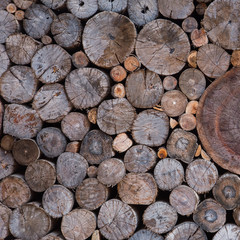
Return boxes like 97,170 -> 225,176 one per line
0,203 -> 12,239
233,208 -> 240,226
65,141 -> 80,153
213,224 -> 240,240
110,65 -> 127,82
98,0 -> 127,13
111,83 -> 126,99
179,113 -> 197,131
163,76 -> 177,91
13,0 -> 35,9
41,0 -> 66,9
182,17 -> 198,33
112,133 -> 132,152
0,44 -> 10,77
129,229 -> 163,240
0,0 -> 11,9
72,51 -> 89,68
40,232 -> 65,240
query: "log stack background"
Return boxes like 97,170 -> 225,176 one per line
0,0 -> 240,239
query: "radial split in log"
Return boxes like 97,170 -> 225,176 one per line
213,224 -> 240,240
124,55 -> 140,72
129,229 -> 164,240
41,0 -> 66,10
98,0 -> 127,13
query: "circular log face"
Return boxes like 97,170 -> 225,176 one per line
202,0 -> 240,50
196,68 -> 240,174
129,229 -> 164,240
136,19 -> 190,75
213,224 -> 240,240
98,0 -> 127,13
83,11 -> 137,68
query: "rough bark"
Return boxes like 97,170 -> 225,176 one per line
182,17 -> 198,33
98,0 -> 127,13
0,44 -> 10,77
0,203 -> 12,239
13,0 -> 35,9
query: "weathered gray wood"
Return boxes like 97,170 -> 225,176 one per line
98,0 -> 127,13
179,113 -> 197,131
97,98 -> 136,135
0,0 -> 11,9
98,199 -> 138,240
0,44 -> 10,77
136,19 -> 190,75
76,178 -> 109,210
51,13 -> 82,49
111,83 -> 126,98
132,109 -> 169,147
0,66 -> 38,104
72,51 -> 89,68
13,0 -> 35,9
33,83 -> 72,123
83,11 -> 136,68
128,0 -> 158,26
3,104 -> 43,139
129,229 -> 164,240
36,127 -> 67,158
0,100 -> 3,133
233,207 -> 240,226
31,44 -> 71,84
213,224 -> 240,240
40,232 -> 65,240
126,69 -> 163,108
182,17 -> 198,33
41,0 -> 66,9
0,203 -> 12,239
163,76 -> 177,91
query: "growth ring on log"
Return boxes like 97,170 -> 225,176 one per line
196,68 -> 240,174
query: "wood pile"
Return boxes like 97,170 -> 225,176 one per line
0,0 -> 240,239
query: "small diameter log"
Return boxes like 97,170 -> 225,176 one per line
127,0 -> 159,26
132,109 -> 169,147
31,44 -> 71,84
112,133 -> 132,153
124,55 -> 140,72
118,173 -> 158,205
213,224 -> 240,240
98,0 -> 127,12
83,11 -> 136,68
0,44 -> 10,77
186,101 -> 198,115
65,68 -> 110,109
13,0 -> 35,9
0,0 -> 11,9
111,83 -> 126,98
169,185 -> 199,216
188,50 -> 198,68
65,141 -> 80,153
196,3 -> 207,15
51,13 -> 82,49
166,128 -> 198,164
191,28 -> 208,47
9,203 -> 52,240
72,51 -> 89,68
143,201 -> 178,234
97,98 -> 136,135
76,178 -> 109,210
182,17 -> 198,33
0,174 -> 31,208
61,209 -> 96,240
41,35 -> 52,45
97,158 -> 126,187
154,158 -> 184,191
56,152 -> 88,189
212,173 -> 240,210
36,127 -> 67,158
186,159 -> 218,194
163,76 -> 177,91
1,134 -> 15,152
126,69 -> 163,108
15,10 -> 25,21
157,147 -> 167,159
3,104 -> 43,139
179,113 -> 197,131
87,166 -> 98,178
197,44 -> 230,78
233,208 -> 240,226
87,108 -> 97,124
0,203 -> 11,239
33,83 -> 72,123
193,198 -> 226,233
42,185 -> 74,218
110,65 -> 127,82
124,145 -> 156,173
41,0 -> 66,10
61,112 -> 90,141
98,199 -> 138,240
41,232 -> 64,240
6,3 -> 17,13
25,160 -> 56,192
129,229 -> 163,240
231,50 -> 240,67
165,222 -> 207,240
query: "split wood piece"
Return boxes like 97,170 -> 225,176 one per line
41,35 -> 52,45
195,145 -> 202,157
98,0 -> 127,12
65,141 -> 80,153
124,145 -> 156,173
80,129 -> 114,165
129,229 -> 163,240
182,17 -> 198,33
72,51 -> 89,68
0,44 -> 10,77
169,185 -> 199,216
136,19 -> 190,75
51,13 -> 82,49
92,230 -> 100,240
15,10 -> 25,21
167,128 -> 198,164
186,101 -> 198,115
65,68 -> 110,109
191,28 -> 208,47
213,224 -> 240,240
231,50 -> 240,67
97,98 -> 136,135
41,0 -> 66,10
31,44 -> 71,84
170,118 -> 178,129
13,0 -> 35,9
97,158 -> 126,187
41,232 -> 65,240
6,3 -> 17,13
3,104 -> 43,139
61,112 -> 90,141
193,199 -> 226,233
0,135 -> 14,151
87,108 -> 97,124
9,203 -> 52,240
197,44 -> 230,78
179,68 -> 206,100
25,160 -> 56,192
202,0 -> 240,50
76,178 -> 109,210
83,11 -> 136,68
112,133 -> 132,153
188,50 -> 198,68
118,173 -> 158,205
0,66 -> 38,104
0,203 -> 11,239
127,0 -> 158,26
33,83 -> 72,123
0,174 -> 31,208
0,0 -> 11,9
124,55 -> 141,72
196,68 -> 240,174
143,201 -> 178,234
36,127 -> 67,158
163,76 -> 177,91
165,222 -> 207,240
157,147 -> 167,159
212,173 -> 240,210
158,0 -> 194,19
179,113 -> 197,131
42,185 -> 74,218
98,199 -> 138,240
87,166 -> 98,178
126,69 -> 163,108
56,152 -> 88,189
132,109 -> 169,147
110,66 -> 127,82
196,3 -> 207,15
233,208 -> 240,226
111,83 -> 126,98
0,10 -> 19,43
201,148 -> 211,161
154,158 -> 184,191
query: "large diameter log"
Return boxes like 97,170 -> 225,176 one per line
41,0 -> 66,10
98,0 -> 127,13
0,0 -> 11,9
83,11 -> 136,68
13,0 -> 35,9
129,229 -> 163,240
213,224 -> 240,240
0,203 -> 12,239
135,19 -> 190,75
98,199 -> 138,240
0,44 -> 10,77
41,232 -> 64,240
196,68 -> 240,174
